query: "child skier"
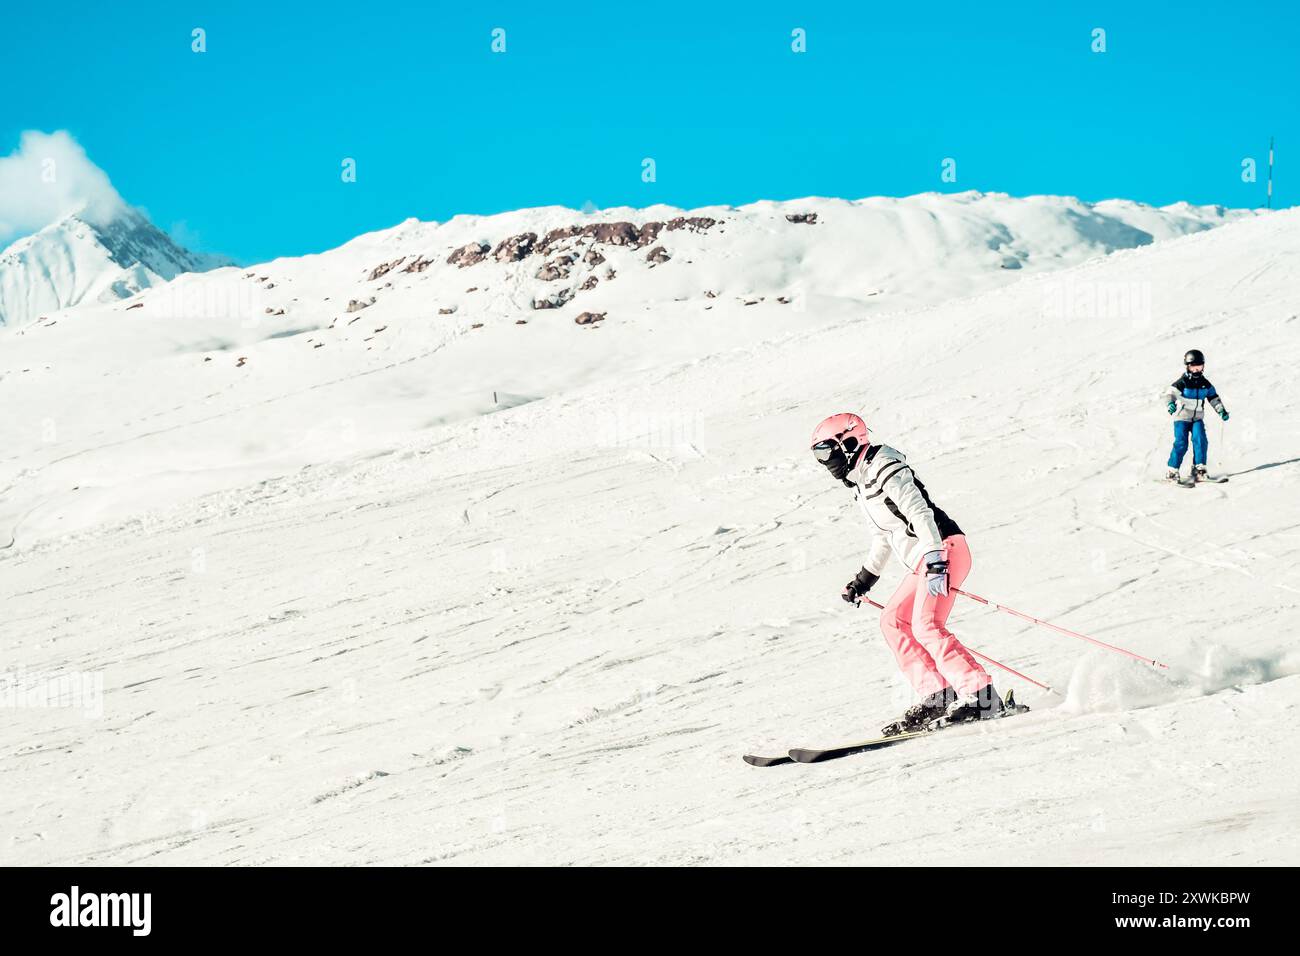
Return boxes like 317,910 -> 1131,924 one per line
810,412 -> 1003,735
1164,349 -> 1229,483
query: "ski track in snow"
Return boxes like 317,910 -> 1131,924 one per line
3,206 -> 1300,864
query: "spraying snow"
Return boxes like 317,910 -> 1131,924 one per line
1063,641 -> 1297,714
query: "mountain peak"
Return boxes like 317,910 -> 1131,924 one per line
0,206 -> 230,327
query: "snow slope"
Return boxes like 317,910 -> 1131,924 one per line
0,206 -> 229,328
0,192 -> 1254,549
2,200 -> 1298,866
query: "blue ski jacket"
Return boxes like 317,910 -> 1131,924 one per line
1164,372 -> 1226,422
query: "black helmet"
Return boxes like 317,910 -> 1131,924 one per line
1184,349 -> 1205,366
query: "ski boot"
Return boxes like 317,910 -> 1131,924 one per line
1193,464 -> 1208,483
941,683 -> 1006,725
881,687 -> 956,737
1165,467 -> 1182,483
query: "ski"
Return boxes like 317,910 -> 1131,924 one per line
742,753 -> 795,767
1194,475 -> 1229,484
787,730 -> 927,764
1160,477 -> 1195,488
743,731 -> 924,767
774,690 -> 1029,766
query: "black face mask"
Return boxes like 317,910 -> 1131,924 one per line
813,438 -> 863,485
821,446 -> 849,480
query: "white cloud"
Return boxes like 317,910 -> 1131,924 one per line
0,130 -> 126,244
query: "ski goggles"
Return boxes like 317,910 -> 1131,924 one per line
812,436 -> 860,463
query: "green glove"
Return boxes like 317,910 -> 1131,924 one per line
1167,401 -> 1177,415
1220,409 -> 1229,421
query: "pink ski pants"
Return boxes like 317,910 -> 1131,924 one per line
879,535 -> 990,697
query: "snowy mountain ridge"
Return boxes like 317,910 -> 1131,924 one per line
0,206 -> 230,327
0,191 -> 1263,551
196,190 -> 1253,328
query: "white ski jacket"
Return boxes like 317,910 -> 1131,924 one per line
845,444 -> 964,574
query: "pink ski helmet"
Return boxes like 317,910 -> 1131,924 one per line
810,413 -> 869,461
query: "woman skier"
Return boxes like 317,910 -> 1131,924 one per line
1164,349 -> 1229,483
810,413 -> 1003,735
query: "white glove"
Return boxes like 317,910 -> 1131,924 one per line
923,549 -> 949,598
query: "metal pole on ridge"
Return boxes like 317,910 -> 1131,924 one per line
1267,135 -> 1274,210
953,588 -> 1169,670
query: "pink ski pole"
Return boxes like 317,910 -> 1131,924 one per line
953,588 -> 1168,669
856,597 -> 1055,693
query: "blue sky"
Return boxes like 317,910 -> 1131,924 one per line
4,1 -> 1296,263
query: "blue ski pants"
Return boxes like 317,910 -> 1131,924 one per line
1168,419 -> 1208,468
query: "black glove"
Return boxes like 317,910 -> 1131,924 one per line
842,567 -> 879,604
